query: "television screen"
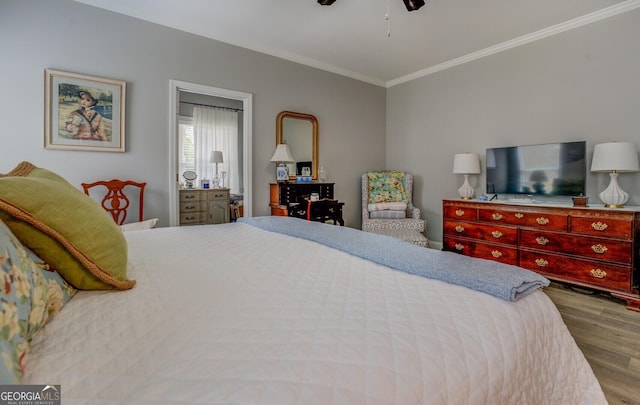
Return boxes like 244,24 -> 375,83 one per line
486,141 -> 586,197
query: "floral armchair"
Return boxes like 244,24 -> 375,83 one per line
361,171 -> 428,247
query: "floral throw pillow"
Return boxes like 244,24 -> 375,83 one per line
367,171 -> 408,204
0,220 -> 76,383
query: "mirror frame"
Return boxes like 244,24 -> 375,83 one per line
276,111 -> 318,180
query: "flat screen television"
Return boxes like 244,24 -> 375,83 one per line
486,141 -> 586,197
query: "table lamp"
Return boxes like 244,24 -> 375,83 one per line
210,150 -> 224,188
453,153 -> 481,199
591,142 -> 639,208
270,144 -> 295,182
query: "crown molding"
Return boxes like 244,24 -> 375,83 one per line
387,0 -> 640,88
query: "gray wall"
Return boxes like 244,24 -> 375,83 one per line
387,9 -> 640,245
0,0 -> 386,228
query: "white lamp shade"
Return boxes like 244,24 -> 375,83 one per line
591,142 -> 639,172
270,144 -> 295,163
453,153 -> 481,174
210,150 -> 224,164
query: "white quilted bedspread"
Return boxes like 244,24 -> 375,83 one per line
25,223 -> 606,404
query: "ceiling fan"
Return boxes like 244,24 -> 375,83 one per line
317,0 -> 426,12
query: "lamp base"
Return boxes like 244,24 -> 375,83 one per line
457,175 -> 475,199
598,172 -> 628,208
276,163 -> 289,182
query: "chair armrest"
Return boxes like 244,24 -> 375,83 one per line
408,206 -> 421,219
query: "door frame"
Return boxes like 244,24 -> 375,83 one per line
169,80 -> 252,226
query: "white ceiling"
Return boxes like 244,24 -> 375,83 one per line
74,0 -> 638,87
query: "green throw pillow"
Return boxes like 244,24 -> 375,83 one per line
367,170 -> 408,204
0,162 -> 135,290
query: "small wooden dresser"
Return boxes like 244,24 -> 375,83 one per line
269,182 -> 335,216
179,188 -> 230,225
442,199 -> 640,311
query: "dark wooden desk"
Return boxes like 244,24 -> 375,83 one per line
288,199 -> 345,226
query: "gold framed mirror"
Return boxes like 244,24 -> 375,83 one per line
276,111 -> 318,180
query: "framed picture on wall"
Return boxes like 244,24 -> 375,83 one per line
44,69 -> 126,152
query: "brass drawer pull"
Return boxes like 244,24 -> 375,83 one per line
590,269 -> 607,279
536,236 -> 549,245
185,205 -> 196,210
492,213 -> 503,221
515,213 -> 524,219
535,258 -> 548,267
591,222 -> 608,231
591,244 -> 608,254
491,250 -> 503,258
184,195 -> 196,199
454,243 -> 464,251
455,209 -> 465,217
491,231 -> 502,239
455,225 -> 465,233
536,217 -> 549,225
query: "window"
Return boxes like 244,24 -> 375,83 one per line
179,117 -> 194,175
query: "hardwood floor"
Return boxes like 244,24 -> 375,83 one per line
544,283 -> 640,405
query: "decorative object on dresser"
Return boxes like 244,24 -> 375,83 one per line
182,170 -> 197,189
442,199 -> 640,311
590,141 -> 639,208
361,171 -> 429,247
210,150 -> 224,188
270,144 -> 295,182
179,188 -> 230,225
269,182 -> 344,225
453,153 -> 481,199
81,179 -> 146,225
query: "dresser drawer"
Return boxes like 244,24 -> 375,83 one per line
570,216 -> 634,239
443,220 -> 517,245
208,190 -> 229,200
478,208 -> 567,231
180,191 -> 206,202
180,201 -> 206,214
520,229 -> 632,265
443,205 -> 477,221
443,237 -> 518,265
180,212 -> 207,225
519,250 -> 631,292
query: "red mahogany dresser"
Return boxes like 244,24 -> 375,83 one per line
442,199 -> 640,311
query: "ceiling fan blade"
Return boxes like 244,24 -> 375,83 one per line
402,0 -> 425,11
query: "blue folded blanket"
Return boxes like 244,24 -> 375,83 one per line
239,216 -> 549,301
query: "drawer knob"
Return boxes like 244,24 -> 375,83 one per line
535,258 -> 548,267
590,268 -> 607,279
536,217 -> 550,225
492,213 -> 503,221
491,250 -> 503,258
514,213 -> 524,219
591,244 -> 608,254
491,230 -> 503,239
536,236 -> 549,245
455,225 -> 465,233
591,222 -> 609,231
454,243 -> 465,251
455,209 -> 465,217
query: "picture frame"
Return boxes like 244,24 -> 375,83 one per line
45,69 -> 126,152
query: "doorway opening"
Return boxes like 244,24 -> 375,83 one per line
169,80 -> 252,226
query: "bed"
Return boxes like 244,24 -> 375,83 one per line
1,163 -> 607,404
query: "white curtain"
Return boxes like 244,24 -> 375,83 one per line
193,106 -> 239,193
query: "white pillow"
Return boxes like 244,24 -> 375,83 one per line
119,218 -> 158,232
